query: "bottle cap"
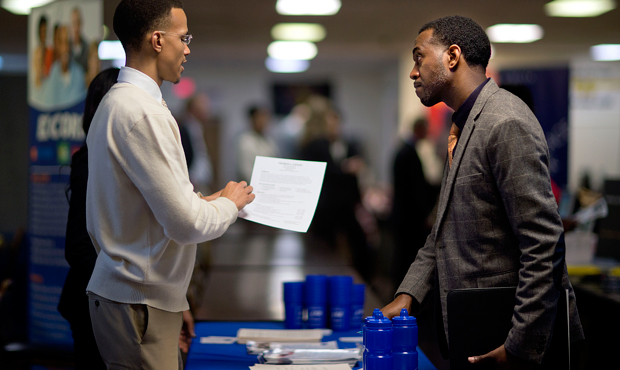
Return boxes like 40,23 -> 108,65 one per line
392,308 -> 417,326
365,308 -> 392,328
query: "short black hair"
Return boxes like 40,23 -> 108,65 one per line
247,105 -> 269,119
83,68 -> 120,135
113,0 -> 184,54
419,15 -> 491,69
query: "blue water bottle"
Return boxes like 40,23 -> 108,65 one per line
350,283 -> 365,330
305,275 -> 327,328
392,308 -> 418,370
329,276 -> 353,331
363,309 -> 393,370
283,281 -> 304,329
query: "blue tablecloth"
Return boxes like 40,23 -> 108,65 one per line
185,321 -> 436,370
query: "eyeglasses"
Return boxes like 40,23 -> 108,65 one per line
157,31 -> 192,45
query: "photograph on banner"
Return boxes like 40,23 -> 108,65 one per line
28,0 -> 102,111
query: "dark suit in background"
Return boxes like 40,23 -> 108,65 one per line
301,137 -> 374,281
391,136 -> 439,289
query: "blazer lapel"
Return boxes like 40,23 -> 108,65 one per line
432,79 -> 500,235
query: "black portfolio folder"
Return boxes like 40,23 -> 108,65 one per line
447,286 -> 570,370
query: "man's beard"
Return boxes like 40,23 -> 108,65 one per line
418,63 -> 450,107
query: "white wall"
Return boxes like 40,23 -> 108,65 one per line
569,60 -> 620,192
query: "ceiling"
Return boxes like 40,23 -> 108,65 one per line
1,0 -> 619,69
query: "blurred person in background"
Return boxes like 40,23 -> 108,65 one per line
58,67 -> 119,370
414,117 -> 444,188
237,105 -> 279,182
180,93 -> 215,195
177,93 -> 219,312
272,102 -> 311,159
390,117 -> 440,290
300,102 -> 375,281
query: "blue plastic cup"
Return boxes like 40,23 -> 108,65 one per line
329,275 -> 353,331
350,283 -> 365,330
305,275 -> 327,328
283,281 -> 304,329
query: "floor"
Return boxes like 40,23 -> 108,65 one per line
191,219 -> 386,321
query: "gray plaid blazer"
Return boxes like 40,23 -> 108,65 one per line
396,79 -> 584,363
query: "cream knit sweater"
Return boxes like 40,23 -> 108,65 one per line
86,81 -> 237,312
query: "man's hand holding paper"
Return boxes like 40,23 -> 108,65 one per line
239,156 -> 327,233
220,180 -> 255,210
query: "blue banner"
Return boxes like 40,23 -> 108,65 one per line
500,68 -> 570,194
28,102 -> 85,345
28,0 -> 102,346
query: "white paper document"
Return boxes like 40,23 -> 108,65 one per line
236,328 -> 324,344
239,156 -> 327,233
250,364 -> 352,370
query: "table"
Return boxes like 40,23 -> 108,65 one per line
185,321 -> 437,370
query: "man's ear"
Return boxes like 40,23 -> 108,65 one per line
447,44 -> 462,71
150,31 -> 163,53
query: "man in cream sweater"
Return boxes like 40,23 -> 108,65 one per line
85,1 -> 255,368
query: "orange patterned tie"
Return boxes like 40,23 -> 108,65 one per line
447,123 -> 460,168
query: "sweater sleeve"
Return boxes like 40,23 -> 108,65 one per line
112,112 -> 237,245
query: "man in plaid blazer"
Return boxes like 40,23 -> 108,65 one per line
381,16 -> 584,369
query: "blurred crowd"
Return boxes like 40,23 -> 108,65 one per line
171,92 -> 447,291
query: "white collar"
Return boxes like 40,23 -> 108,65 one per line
117,66 -> 163,103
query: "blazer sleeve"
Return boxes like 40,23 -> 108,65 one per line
486,107 -> 564,363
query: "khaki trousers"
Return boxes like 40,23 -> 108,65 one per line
88,293 -> 183,370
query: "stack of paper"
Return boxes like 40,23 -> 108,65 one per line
246,340 -> 339,355
236,328 -> 324,344
250,364 -> 353,370
258,348 -> 362,367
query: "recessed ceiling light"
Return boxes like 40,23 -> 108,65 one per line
98,41 -> 126,61
486,24 -> 544,43
271,23 -> 326,42
276,0 -> 341,16
265,57 -> 310,73
591,44 -> 620,61
1,0 -> 54,15
268,41 -> 318,60
545,0 -> 616,17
